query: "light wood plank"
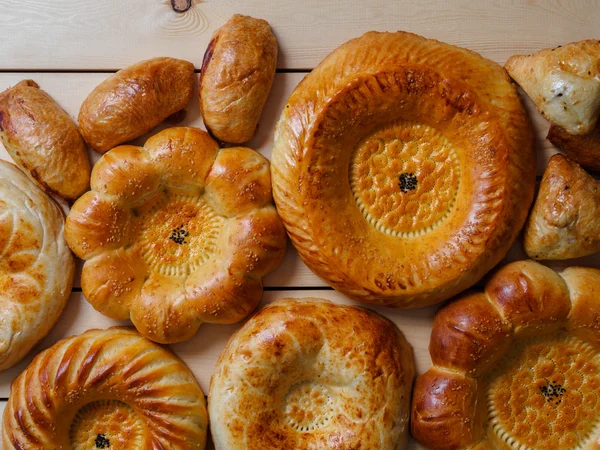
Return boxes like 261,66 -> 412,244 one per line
0,0 -> 598,70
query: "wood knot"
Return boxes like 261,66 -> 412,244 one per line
171,0 -> 192,13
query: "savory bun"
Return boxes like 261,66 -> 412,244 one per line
505,40 -> 600,135
65,127 -> 286,344
209,298 -> 415,449
199,14 -> 277,143
412,260 -> 600,450
0,160 -> 74,371
524,154 -> 600,260
0,79 -> 90,201
2,327 -> 207,449
272,31 -> 535,308
547,122 -> 600,172
79,57 -> 195,153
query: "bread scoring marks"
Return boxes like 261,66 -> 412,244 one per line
135,191 -> 224,276
486,334 -> 600,449
70,400 -> 143,449
283,381 -> 335,432
350,120 -> 461,237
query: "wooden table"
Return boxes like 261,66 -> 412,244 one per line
0,1 -> 599,448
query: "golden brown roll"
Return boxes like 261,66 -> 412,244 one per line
79,57 -> 195,153
0,160 -> 74,372
0,79 -> 90,201
524,154 -> 600,260
65,127 -> 286,344
547,122 -> 600,172
412,260 -> 600,449
199,14 -> 277,143
209,298 -> 415,449
271,31 -> 535,308
2,327 -> 207,449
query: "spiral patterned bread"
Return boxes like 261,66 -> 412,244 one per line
412,260 -> 600,450
65,127 -> 287,344
271,31 -> 535,308
2,327 -> 207,449
0,160 -> 74,371
209,298 -> 415,449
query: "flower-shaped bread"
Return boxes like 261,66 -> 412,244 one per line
412,260 -> 600,450
65,127 -> 286,344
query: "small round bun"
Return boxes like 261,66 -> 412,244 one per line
0,160 -> 74,371
272,31 -> 535,308
209,298 -> 415,449
65,127 -> 286,344
2,327 -> 207,449
412,260 -> 600,450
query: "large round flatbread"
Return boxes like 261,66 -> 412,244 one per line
0,160 -> 74,371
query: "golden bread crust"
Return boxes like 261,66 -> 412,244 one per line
2,327 -> 207,449
78,57 -> 195,153
505,40 -> 600,135
524,154 -> 600,260
0,160 -> 74,371
547,122 -> 600,172
209,298 -> 415,449
199,14 -> 277,143
412,260 -> 600,450
272,31 -> 535,308
0,80 -> 90,201
65,127 -> 286,344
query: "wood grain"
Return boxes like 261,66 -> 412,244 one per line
0,0 -> 598,70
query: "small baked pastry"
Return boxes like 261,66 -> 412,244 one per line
79,57 -> 195,153
200,14 -> 278,143
412,260 -> 600,449
524,154 -> 600,260
2,327 -> 207,449
209,298 -> 415,449
505,40 -> 600,135
547,122 -> 600,172
0,160 -> 74,372
0,79 -> 90,201
272,31 -> 535,308
65,127 -> 286,344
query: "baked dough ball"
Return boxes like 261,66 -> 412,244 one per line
412,260 -> 600,450
547,122 -> 600,172
79,57 -> 195,153
199,14 -> 277,143
525,154 -> 600,260
0,79 -> 90,201
65,127 -> 286,344
505,40 -> 600,135
209,298 -> 415,450
0,160 -> 74,371
2,327 -> 207,449
272,31 -> 535,308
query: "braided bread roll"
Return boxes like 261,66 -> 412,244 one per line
209,298 -> 415,449
412,260 -> 600,449
2,327 -> 207,449
0,160 -> 74,371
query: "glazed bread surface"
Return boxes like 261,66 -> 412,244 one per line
271,31 -> 535,308
412,260 -> 600,449
65,127 -> 286,344
209,298 -> 415,449
2,327 -> 207,449
78,57 -> 195,152
0,160 -> 74,371
0,79 -> 90,201
200,14 -> 278,143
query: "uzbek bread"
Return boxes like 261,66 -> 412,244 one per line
2,327 -> 207,449
199,14 -> 278,143
0,160 -> 74,372
209,298 -> 415,449
78,57 -> 195,153
0,80 -> 90,201
65,127 -> 286,344
272,31 -> 535,308
412,260 -> 600,449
